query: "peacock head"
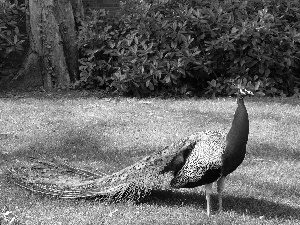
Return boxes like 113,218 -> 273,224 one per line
231,83 -> 254,100
237,86 -> 254,98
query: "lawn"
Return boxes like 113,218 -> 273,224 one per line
0,91 -> 299,225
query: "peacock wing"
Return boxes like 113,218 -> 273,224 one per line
170,131 -> 226,188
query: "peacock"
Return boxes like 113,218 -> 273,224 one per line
7,86 -> 253,216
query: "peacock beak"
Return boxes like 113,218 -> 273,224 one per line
243,89 -> 254,96
247,90 -> 254,96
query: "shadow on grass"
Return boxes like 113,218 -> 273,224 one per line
4,129 -> 130,171
146,190 -> 300,220
3,104 -> 235,169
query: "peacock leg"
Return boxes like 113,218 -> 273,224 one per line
205,183 -> 213,216
217,176 -> 225,212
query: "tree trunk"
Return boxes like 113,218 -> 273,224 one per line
4,0 -> 83,90
70,0 -> 84,27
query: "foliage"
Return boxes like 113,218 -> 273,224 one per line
0,1 -> 28,80
78,0 -> 300,97
203,0 -> 300,97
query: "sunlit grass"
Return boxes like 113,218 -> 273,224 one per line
0,91 -> 299,224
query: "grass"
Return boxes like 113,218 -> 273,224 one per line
0,91 -> 299,224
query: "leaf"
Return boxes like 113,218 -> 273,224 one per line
264,68 -> 270,77
234,58 -> 240,64
170,73 -> 178,79
259,66 -> 264,75
165,74 -> 171,84
146,80 -> 154,90
5,47 -> 14,55
178,68 -> 185,76
285,58 -> 292,66
271,87 -> 277,93
141,42 -> 147,50
192,50 -> 201,56
203,66 -> 209,73
209,79 -> 216,87
231,27 -> 238,34
14,34 -> 18,44
96,76 -> 104,86
242,77 -> 247,86
172,21 -> 177,31
199,34 -> 205,40
242,44 -> 249,50
171,42 -> 177,49
134,36 -> 138,44
108,42 -> 115,48
257,91 -> 265,96
254,81 -> 260,90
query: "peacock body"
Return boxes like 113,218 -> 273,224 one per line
7,87 -> 253,216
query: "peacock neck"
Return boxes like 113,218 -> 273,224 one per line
226,97 -> 249,144
221,97 -> 249,176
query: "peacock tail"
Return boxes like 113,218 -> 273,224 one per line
7,130 -> 226,201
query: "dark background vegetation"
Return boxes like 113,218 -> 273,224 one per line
1,0 -> 300,97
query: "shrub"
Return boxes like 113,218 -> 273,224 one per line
0,1 -> 28,81
77,0 -> 203,96
204,0 -> 300,97
78,0 -> 300,97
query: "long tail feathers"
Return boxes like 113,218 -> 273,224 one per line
6,136 -> 200,201
7,157 -> 139,200
6,155 -> 160,201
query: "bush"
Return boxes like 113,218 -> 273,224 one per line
77,0 -> 300,97
0,1 -> 28,81
204,0 -> 300,97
